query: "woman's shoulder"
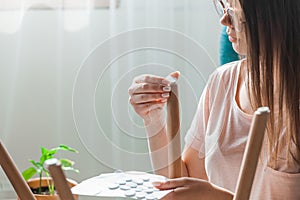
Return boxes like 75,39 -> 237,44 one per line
208,60 -> 242,87
215,60 -> 241,77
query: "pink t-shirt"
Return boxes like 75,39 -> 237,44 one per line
184,61 -> 300,199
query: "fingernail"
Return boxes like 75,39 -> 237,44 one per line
161,93 -> 169,98
163,86 -> 171,92
165,75 -> 177,83
152,181 -> 162,187
161,99 -> 167,103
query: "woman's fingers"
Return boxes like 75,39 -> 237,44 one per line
128,72 -> 180,120
154,178 -> 234,200
152,178 -> 193,200
130,93 -> 169,104
133,74 -> 169,85
153,178 -> 191,190
129,88 -> 168,119
128,82 -> 171,96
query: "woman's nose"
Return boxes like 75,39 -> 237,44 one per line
220,12 -> 232,27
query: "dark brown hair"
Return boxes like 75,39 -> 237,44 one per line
239,0 -> 300,170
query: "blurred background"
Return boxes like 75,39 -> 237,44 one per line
0,0 -> 220,198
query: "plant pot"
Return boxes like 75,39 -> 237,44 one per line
18,177 -> 78,200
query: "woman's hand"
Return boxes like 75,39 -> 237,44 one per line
128,71 -> 180,123
153,177 -> 234,200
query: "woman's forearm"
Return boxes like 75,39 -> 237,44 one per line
147,126 -> 169,176
144,117 -> 189,178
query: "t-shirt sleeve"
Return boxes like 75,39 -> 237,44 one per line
184,79 -> 211,159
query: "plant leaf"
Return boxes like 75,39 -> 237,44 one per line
62,166 -> 80,173
39,154 -> 47,164
41,145 -> 78,164
29,160 -> 40,168
22,167 -> 37,181
60,159 -> 79,173
40,147 -> 51,164
47,149 -> 58,157
57,144 -> 78,153
60,158 -> 74,167
41,147 -> 49,155
29,160 -> 42,173
40,148 -> 57,164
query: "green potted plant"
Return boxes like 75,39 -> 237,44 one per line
21,144 -> 79,200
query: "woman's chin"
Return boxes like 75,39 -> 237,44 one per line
232,43 -> 246,56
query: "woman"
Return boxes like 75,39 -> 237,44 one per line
128,0 -> 300,199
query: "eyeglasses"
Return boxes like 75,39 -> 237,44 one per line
213,0 -> 244,32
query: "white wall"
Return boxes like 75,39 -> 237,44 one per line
0,0 -> 220,197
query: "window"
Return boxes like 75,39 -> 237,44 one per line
0,0 -> 120,10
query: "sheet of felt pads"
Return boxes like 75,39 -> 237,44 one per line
72,171 -> 172,199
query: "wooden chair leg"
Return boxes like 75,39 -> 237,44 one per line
45,158 -> 76,200
233,107 -> 270,200
0,140 -> 36,200
166,77 -> 182,178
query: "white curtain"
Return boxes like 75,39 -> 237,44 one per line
0,0 -> 220,197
